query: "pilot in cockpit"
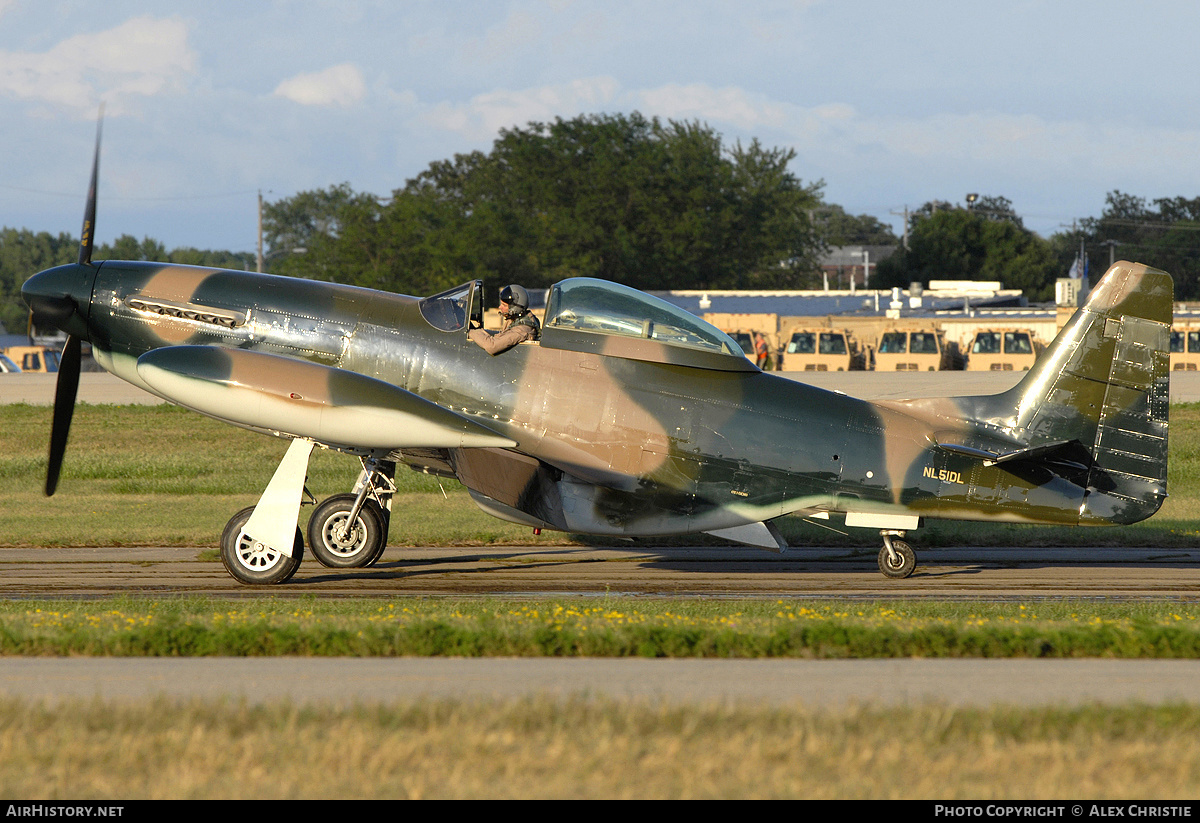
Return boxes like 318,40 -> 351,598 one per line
469,284 -> 541,355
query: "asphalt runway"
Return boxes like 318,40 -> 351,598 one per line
2,543 -> 1200,598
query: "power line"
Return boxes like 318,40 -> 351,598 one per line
0,184 -> 259,202
1094,218 -> 1200,231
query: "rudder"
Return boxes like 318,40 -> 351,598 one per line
983,261 -> 1172,524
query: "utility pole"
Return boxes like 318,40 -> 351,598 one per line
256,190 -> 264,274
890,206 -> 910,250
1101,239 -> 1120,267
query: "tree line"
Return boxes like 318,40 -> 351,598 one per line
263,113 -> 826,294
0,230 -> 252,335
5,111 -> 1200,336
261,114 -> 1200,303
875,193 -> 1200,303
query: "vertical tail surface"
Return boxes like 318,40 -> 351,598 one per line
977,261 -> 1172,523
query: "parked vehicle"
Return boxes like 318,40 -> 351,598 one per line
728,331 -> 755,359
965,329 -> 1039,371
1170,327 -> 1200,371
781,329 -> 856,371
2,346 -> 59,373
873,329 -> 947,371
703,313 -> 780,369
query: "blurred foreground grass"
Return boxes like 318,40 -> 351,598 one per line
2,697 -> 1199,799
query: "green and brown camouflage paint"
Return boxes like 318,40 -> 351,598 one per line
23,258 -> 1171,545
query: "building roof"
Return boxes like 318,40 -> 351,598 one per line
651,286 -> 1025,318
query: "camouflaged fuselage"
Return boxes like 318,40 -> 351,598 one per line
40,258 -> 1173,539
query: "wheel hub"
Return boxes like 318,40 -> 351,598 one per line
236,533 -> 282,570
323,514 -> 366,556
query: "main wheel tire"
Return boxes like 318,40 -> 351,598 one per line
220,506 -> 304,585
307,494 -> 387,569
877,540 -> 916,579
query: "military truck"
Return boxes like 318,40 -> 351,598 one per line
780,328 -> 857,371
964,329 -> 1039,371
1170,326 -> 1200,371
702,313 -> 780,369
2,345 -> 59,373
872,329 -> 947,371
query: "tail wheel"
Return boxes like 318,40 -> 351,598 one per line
307,494 -> 387,569
220,506 -> 304,585
877,540 -> 916,579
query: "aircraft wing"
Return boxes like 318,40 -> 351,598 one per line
136,345 -> 517,452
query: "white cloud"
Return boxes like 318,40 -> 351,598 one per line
273,64 -> 366,107
635,83 -> 792,131
0,16 -> 196,113
469,9 -> 543,64
422,76 -> 620,140
844,109 -> 1200,178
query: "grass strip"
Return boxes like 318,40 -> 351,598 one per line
5,597 -> 1200,658
0,697 -> 1198,799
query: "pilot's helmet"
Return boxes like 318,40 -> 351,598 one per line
500,284 -> 530,313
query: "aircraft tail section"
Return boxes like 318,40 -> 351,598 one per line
969,261 -> 1172,524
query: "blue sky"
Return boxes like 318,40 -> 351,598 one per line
2,0 -> 1198,254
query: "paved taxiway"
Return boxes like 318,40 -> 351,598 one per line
4,657 -> 1200,707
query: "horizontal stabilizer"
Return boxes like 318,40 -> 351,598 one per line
935,435 -> 1078,467
136,345 -> 517,451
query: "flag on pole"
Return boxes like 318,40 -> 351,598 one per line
1068,254 -> 1083,279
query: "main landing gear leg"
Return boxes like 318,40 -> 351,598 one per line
219,438 -> 314,585
308,457 -> 396,569
877,530 -> 916,579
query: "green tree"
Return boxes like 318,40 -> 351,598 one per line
967,195 -> 1023,228
262,183 -> 385,282
817,204 -> 899,246
876,198 -> 1058,301
263,112 -> 827,294
95,234 -> 167,262
0,227 -> 261,335
0,229 -> 77,334
1075,191 -> 1200,299
167,247 -> 255,270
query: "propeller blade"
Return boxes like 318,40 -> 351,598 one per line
45,335 -> 81,496
77,105 -> 103,267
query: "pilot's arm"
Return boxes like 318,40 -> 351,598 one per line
469,322 -> 534,355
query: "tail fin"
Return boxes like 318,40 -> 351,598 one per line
973,261 -> 1172,524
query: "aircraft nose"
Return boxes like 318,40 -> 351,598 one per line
21,263 -> 97,340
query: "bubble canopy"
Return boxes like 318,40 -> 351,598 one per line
537,278 -> 757,372
419,276 -> 757,371
544,278 -> 747,360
